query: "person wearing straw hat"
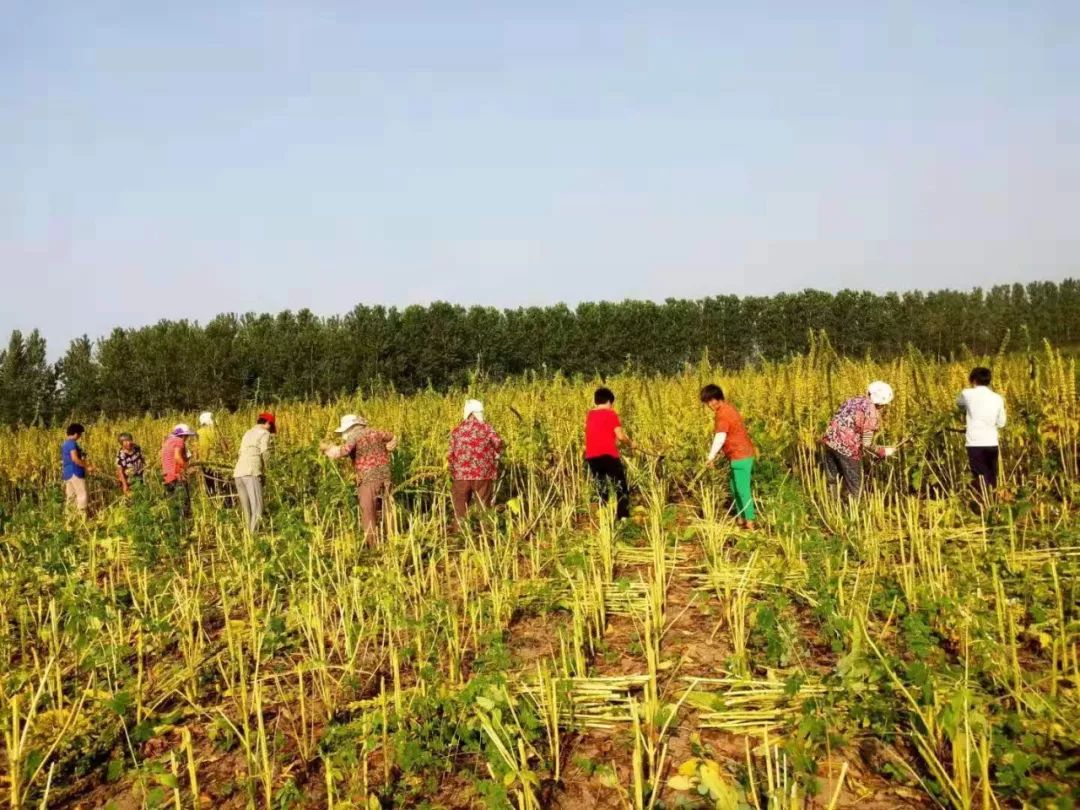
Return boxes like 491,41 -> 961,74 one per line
233,412 -> 276,533
448,399 -> 504,527
320,414 -> 397,541
821,381 -> 897,498
161,423 -> 197,518
115,432 -> 145,496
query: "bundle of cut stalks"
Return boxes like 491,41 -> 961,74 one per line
513,578 -> 651,617
615,543 -> 683,567
516,674 -> 652,731
1006,546 -> 1080,570
683,676 -> 827,733
691,562 -> 818,607
602,580 -> 651,616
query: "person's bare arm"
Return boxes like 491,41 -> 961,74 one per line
117,464 -> 129,492
614,426 -> 632,449
320,441 -> 347,459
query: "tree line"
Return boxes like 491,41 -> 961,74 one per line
1,280 -> 1077,427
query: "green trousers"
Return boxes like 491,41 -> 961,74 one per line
729,457 -> 755,521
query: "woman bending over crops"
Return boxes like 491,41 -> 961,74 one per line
162,423 -> 197,518
233,412 -> 276,533
196,410 -> 232,504
700,384 -> 757,529
115,432 -> 145,495
321,414 -> 398,542
448,399 -> 504,528
821,381 -> 897,498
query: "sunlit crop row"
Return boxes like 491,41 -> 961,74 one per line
0,339 -> 1076,807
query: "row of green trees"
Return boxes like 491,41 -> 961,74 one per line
2,280 -> 1077,426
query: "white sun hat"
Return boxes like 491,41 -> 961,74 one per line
335,414 -> 368,433
867,381 -> 894,406
172,423 -> 197,437
198,411 -> 214,426
463,399 -> 484,422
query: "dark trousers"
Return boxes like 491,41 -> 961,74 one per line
587,455 -> 630,519
967,446 -> 999,493
822,446 -> 863,498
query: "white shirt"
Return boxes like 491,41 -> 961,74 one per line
233,426 -> 271,477
956,387 -> 1006,447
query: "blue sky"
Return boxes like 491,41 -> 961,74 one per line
2,1 -> 1077,352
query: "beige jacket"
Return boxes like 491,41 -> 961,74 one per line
233,426 -> 271,478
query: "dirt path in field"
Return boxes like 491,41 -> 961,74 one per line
51,502 -> 925,810
540,507 -> 926,809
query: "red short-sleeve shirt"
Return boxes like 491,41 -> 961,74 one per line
585,408 -> 621,459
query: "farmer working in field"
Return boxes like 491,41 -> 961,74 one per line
161,424 -> 197,517
321,414 -> 397,542
956,366 -> 1006,499
821,381 -> 897,498
196,411 -> 228,499
233,412 -> 275,533
700,384 -> 757,529
448,399 -> 504,527
115,432 -> 145,495
584,387 -> 633,519
61,422 -> 92,514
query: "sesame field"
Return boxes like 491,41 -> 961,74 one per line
1,341 -> 1078,809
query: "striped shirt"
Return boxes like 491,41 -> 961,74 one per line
161,435 -> 188,483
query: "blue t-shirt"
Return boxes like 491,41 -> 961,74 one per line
61,438 -> 85,480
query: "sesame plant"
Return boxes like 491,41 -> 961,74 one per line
0,343 -> 1076,808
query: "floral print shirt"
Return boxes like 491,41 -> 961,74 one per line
822,395 -> 880,459
115,445 -> 145,479
448,419 -> 504,481
340,427 -> 394,484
